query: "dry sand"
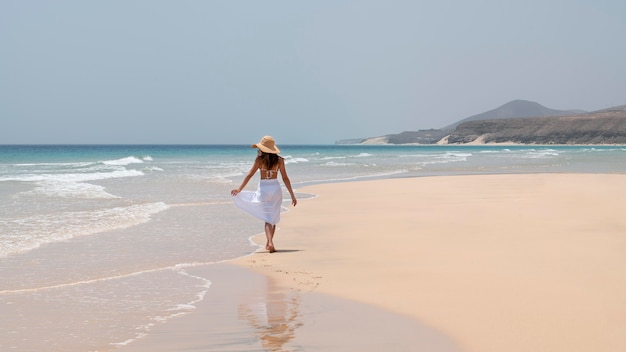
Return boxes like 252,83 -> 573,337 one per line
234,173 -> 626,352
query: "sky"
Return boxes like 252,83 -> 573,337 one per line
1,1 -> 625,144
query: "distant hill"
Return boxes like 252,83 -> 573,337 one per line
338,100 -> 587,145
440,99 -> 585,131
445,106 -> 626,145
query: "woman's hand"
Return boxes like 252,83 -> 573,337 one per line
231,189 -> 240,196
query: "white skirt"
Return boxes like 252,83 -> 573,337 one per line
232,179 -> 283,225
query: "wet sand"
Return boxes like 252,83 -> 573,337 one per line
119,263 -> 460,351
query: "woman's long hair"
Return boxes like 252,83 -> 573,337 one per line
257,151 -> 280,170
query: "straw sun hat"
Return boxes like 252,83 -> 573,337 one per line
252,135 -> 281,154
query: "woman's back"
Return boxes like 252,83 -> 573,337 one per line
258,153 -> 281,180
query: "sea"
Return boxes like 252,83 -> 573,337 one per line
1,144 -> 625,350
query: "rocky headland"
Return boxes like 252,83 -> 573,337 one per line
445,107 -> 626,145
339,100 -> 626,145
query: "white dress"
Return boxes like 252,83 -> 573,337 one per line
233,179 -> 283,225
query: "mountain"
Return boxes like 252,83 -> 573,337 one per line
445,105 -> 626,145
340,100 -> 587,145
439,99 -> 585,131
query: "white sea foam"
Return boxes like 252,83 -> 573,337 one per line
0,169 -> 144,183
324,161 -> 357,167
283,156 -> 309,164
523,149 -> 560,159
415,151 -> 472,165
109,268 -> 212,348
0,202 -> 169,258
320,155 -> 347,160
478,149 -> 511,154
102,156 -> 145,166
25,180 -> 120,199
319,153 -> 372,160
398,153 -> 433,158
442,152 -> 473,158
143,166 -> 164,172
3,168 -> 145,198
13,161 -> 97,168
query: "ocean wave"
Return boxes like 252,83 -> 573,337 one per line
441,152 -> 473,158
1,169 -> 144,183
478,149 -> 512,154
24,180 -> 120,199
323,152 -> 372,159
12,161 -> 97,168
102,156 -> 145,166
2,168 -> 145,198
398,153 -> 433,158
10,155 -> 151,170
323,161 -> 358,167
283,156 -> 309,164
0,202 -> 169,258
417,152 -> 473,164
319,156 -> 348,161
578,147 -> 626,153
522,150 -> 560,159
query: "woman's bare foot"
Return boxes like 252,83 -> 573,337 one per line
268,245 -> 276,253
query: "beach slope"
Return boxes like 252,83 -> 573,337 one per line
237,174 -> 626,352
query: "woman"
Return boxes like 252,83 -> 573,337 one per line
231,136 -> 297,253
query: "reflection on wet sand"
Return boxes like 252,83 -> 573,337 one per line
113,263 -> 461,351
239,276 -> 302,351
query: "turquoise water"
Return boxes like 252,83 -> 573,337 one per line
0,144 -> 625,349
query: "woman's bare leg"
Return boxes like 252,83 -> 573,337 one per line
265,223 -> 271,249
265,222 -> 276,253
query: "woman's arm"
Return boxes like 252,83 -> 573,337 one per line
231,158 -> 260,196
279,158 -> 297,206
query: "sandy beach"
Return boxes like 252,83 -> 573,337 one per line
233,173 -> 626,352
119,173 -> 626,351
